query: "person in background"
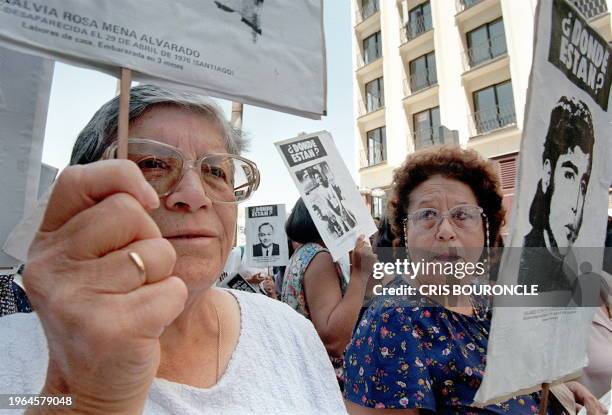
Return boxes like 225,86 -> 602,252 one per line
0,265 -> 32,317
281,197 -> 377,391
354,215 -> 399,327
373,215 -> 397,265
344,145 -> 605,414
272,238 -> 299,297
604,216 -> 612,274
219,245 -> 267,285
579,272 -> 611,399
369,216 -> 381,246
579,218 -> 612,399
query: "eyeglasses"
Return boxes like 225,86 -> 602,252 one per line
104,138 -> 260,204
403,205 -> 485,231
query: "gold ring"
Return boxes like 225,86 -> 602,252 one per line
128,251 -> 146,280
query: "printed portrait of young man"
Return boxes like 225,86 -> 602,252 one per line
518,96 -> 595,292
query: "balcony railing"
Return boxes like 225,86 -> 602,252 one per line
405,68 -> 437,95
355,1 -> 379,24
414,127 -> 443,150
571,0 -> 608,19
358,97 -> 384,117
357,48 -> 382,69
359,148 -> 385,168
470,102 -> 516,135
456,0 -> 484,13
463,35 -> 507,70
359,150 -> 368,168
400,14 -> 432,44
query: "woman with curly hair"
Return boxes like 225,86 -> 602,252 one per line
343,145 -> 604,414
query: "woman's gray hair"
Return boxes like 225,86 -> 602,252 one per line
70,84 -> 247,165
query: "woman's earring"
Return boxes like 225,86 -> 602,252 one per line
402,218 -> 411,261
484,216 -> 491,276
484,216 -> 490,249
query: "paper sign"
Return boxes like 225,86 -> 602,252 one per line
0,0 -> 326,118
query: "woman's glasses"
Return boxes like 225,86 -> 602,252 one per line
404,205 -> 485,231
104,138 -> 260,204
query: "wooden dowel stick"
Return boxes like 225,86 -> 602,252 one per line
231,101 -> 243,130
117,68 -> 132,159
539,383 -> 550,415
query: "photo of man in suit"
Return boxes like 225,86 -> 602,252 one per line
252,222 -> 280,257
312,204 -> 344,239
311,167 -> 357,232
518,96 -> 595,292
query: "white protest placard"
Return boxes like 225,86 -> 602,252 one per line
245,204 -> 289,268
474,0 -> 611,405
0,45 -> 54,267
0,0 -> 326,118
275,131 -> 377,261
37,163 -> 58,200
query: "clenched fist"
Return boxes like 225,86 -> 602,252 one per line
24,160 -> 187,414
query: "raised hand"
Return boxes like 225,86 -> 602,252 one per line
24,160 -> 188,414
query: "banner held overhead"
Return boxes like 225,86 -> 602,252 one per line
0,46 -> 54,267
0,0 -> 326,119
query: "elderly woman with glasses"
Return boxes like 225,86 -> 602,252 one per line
0,85 -> 347,414
343,146 -> 605,415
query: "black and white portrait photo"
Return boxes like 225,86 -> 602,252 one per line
252,222 -> 280,257
245,204 -> 288,267
302,162 -> 357,234
518,96 -> 595,292
295,167 -> 318,195
311,204 -> 345,239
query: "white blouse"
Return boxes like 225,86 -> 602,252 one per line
0,289 -> 347,415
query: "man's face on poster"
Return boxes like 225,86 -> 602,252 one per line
313,207 -> 324,221
544,146 -> 590,254
258,224 -> 274,248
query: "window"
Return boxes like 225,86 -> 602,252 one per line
372,193 -> 387,218
493,154 -> 518,192
457,0 -> 483,12
365,77 -> 384,112
491,153 -> 519,226
409,51 -> 437,92
466,18 -> 507,67
367,126 -> 386,166
406,1 -> 432,41
473,81 -> 516,134
363,31 -> 382,65
413,107 -> 441,149
361,0 -> 379,20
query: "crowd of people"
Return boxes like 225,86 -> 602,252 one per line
0,85 -> 610,414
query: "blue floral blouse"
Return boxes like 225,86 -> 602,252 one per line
344,294 -> 553,414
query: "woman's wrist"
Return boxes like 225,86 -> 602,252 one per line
351,270 -> 371,286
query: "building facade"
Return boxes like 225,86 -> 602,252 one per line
352,0 -> 611,220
